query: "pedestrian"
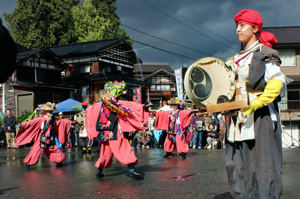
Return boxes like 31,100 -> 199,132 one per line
4,109 -> 16,149
85,81 -> 151,179
0,124 -> 5,147
15,102 -> 73,170
155,97 -> 195,160
75,102 -> 91,154
66,116 -> 75,148
148,112 -> 156,147
191,112 -> 205,149
225,9 -> 285,198
58,112 -> 63,119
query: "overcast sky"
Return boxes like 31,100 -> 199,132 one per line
1,0 -> 300,70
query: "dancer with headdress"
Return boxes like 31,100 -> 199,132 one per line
155,97 -> 195,159
85,81 -> 151,179
225,9 -> 285,198
15,102 -> 73,170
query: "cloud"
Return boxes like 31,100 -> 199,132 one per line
1,0 -> 300,71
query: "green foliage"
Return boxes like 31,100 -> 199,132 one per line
3,0 -> 132,50
0,117 -> 3,126
72,0 -> 131,45
16,110 -> 33,124
3,0 -> 79,50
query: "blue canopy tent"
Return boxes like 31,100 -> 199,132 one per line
53,99 -> 81,114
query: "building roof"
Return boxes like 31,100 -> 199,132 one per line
263,26 -> 300,44
16,49 -> 69,69
62,72 -> 145,85
142,69 -> 175,80
134,62 -> 173,74
50,38 -> 123,56
16,49 -> 46,62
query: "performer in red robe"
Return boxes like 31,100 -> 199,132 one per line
85,81 -> 150,179
15,102 -> 73,170
155,97 -> 194,159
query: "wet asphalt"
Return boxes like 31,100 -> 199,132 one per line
0,146 -> 299,199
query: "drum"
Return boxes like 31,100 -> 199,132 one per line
184,57 -> 235,109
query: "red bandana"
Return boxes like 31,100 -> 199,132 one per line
234,9 -> 277,48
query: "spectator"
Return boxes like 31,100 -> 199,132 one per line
218,113 -> 226,149
192,112 -> 205,149
66,116 -> 76,148
0,124 -> 5,147
206,123 -> 219,149
148,112 -> 156,146
58,112 -> 63,119
4,109 -> 16,149
204,114 -> 211,126
132,131 -> 142,149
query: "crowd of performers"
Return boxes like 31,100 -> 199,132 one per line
10,8 -> 286,198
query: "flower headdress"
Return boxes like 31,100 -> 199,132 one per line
99,81 -> 132,116
168,97 -> 184,105
21,102 -> 57,123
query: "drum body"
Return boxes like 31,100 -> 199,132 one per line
184,57 -> 235,109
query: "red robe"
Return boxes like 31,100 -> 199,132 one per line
85,100 -> 149,168
155,110 -> 193,132
155,110 -> 193,153
15,116 -> 72,165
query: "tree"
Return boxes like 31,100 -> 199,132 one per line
72,0 -> 132,45
3,0 -> 79,50
71,0 -> 110,43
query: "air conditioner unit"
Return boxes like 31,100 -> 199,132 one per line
171,88 -> 176,91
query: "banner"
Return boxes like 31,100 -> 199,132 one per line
175,69 -> 183,101
132,87 -> 141,103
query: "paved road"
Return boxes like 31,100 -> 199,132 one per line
0,147 -> 299,199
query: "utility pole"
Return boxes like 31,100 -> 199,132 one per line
2,83 -> 5,113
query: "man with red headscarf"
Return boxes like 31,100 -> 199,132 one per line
224,9 -> 285,199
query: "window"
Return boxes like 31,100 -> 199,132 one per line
151,85 -> 156,91
287,90 -> 300,110
117,65 -> 122,71
36,70 -> 43,82
81,85 -> 88,96
79,65 -> 90,73
105,65 -> 111,73
156,85 -> 161,91
278,49 -> 296,66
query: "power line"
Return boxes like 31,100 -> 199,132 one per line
143,0 -> 237,51
69,1 -> 227,59
165,0 -> 237,45
18,0 -> 199,61
179,0 -> 234,39
121,23 -> 226,60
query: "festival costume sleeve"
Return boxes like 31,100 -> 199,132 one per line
85,102 -> 103,140
54,118 -> 73,144
242,79 -> 283,115
118,100 -> 149,132
15,117 -> 44,146
155,110 -> 172,130
179,110 -> 193,129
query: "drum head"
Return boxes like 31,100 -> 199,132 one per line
184,57 -> 235,108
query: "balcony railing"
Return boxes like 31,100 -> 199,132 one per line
280,100 -> 300,111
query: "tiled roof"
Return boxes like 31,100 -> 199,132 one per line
263,26 -> 300,44
16,49 -> 46,62
50,38 -> 123,56
134,62 -> 173,73
62,72 -> 145,85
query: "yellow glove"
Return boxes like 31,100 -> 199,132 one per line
242,79 -> 283,115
